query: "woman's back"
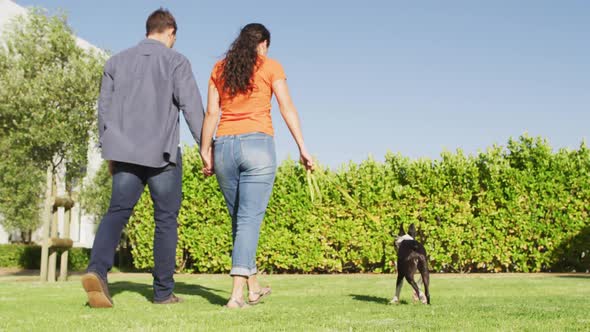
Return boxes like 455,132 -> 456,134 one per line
210,55 -> 285,137
199,25 -> 313,307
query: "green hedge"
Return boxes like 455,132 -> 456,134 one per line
124,135 -> 589,273
0,244 -> 90,271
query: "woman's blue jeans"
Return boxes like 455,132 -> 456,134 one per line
214,132 -> 277,276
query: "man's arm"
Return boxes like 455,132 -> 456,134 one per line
97,59 -> 114,145
173,56 -> 205,146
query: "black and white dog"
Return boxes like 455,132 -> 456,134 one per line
391,223 -> 431,305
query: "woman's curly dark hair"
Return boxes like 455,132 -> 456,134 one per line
220,23 -> 271,98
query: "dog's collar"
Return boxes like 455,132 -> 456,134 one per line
395,234 -> 414,246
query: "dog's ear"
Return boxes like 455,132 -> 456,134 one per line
408,223 -> 417,238
398,224 -> 405,236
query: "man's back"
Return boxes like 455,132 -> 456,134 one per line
84,8 -> 198,308
98,39 -> 204,167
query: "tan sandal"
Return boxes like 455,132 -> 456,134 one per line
248,286 -> 272,305
224,297 -> 250,309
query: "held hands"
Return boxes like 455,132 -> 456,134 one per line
200,147 -> 214,177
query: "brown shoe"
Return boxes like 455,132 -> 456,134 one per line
154,293 -> 183,304
81,272 -> 113,308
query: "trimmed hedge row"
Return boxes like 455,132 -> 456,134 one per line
124,135 -> 589,273
0,244 -> 90,271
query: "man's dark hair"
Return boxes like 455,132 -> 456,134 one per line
146,8 -> 177,36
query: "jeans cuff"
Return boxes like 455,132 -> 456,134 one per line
230,266 -> 257,277
86,268 -> 107,282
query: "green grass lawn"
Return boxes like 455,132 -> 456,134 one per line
0,273 -> 588,331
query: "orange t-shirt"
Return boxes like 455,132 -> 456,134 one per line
209,56 -> 286,137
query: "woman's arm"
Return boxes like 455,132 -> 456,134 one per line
200,83 -> 221,176
273,79 -> 314,171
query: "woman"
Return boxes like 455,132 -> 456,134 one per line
200,23 -> 313,308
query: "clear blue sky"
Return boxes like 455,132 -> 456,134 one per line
16,0 -> 590,167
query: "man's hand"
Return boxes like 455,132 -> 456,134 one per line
108,160 -> 115,176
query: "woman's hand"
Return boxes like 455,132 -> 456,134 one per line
200,148 -> 214,177
273,79 -> 314,172
299,147 -> 314,172
200,82 -> 221,178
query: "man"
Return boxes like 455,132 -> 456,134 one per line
81,8 -> 204,307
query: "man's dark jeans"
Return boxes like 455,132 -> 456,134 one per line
87,152 -> 182,301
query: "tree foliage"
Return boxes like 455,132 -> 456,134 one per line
0,9 -> 105,232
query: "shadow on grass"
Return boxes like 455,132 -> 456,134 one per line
556,275 -> 590,279
349,294 -> 393,305
0,269 -> 40,277
109,281 -> 227,305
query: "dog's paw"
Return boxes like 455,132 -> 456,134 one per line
419,293 -> 428,304
390,297 -> 399,304
412,292 -> 420,302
